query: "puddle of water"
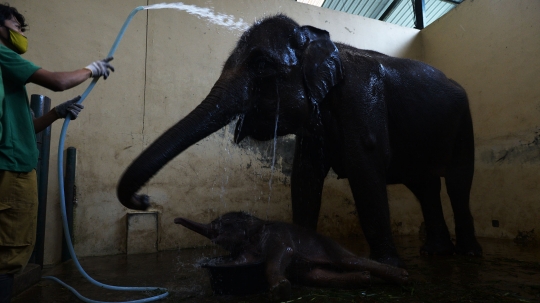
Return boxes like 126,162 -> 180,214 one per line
20,236 -> 538,303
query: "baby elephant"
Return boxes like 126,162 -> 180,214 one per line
174,212 -> 408,300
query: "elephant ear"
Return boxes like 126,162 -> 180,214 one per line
299,26 -> 343,106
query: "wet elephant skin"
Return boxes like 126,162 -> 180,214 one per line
116,14 -> 482,268
175,212 -> 409,301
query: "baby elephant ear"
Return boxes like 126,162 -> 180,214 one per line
300,26 -> 343,106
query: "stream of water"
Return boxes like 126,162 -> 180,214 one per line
142,2 -> 249,32
267,90 -> 281,214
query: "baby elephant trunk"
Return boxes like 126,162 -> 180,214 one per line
174,217 -> 217,240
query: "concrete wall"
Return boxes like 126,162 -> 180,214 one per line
16,0 -> 540,268
15,0 -> 540,267
420,0 -> 540,240
18,0 -> 421,265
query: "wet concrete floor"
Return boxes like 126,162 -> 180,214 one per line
13,236 -> 540,303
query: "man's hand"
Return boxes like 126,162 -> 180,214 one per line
54,96 -> 84,119
85,57 -> 115,79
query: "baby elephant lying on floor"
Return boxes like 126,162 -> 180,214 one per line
174,212 -> 408,300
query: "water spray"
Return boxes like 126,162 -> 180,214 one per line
43,3 -> 247,302
143,2 -> 248,31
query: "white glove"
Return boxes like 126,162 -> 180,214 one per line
85,57 -> 114,79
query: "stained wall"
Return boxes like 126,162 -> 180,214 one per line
16,0 -> 538,267
419,0 -> 540,240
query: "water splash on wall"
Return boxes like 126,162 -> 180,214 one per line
143,2 -> 249,32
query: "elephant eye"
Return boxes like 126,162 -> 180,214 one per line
253,57 -> 276,77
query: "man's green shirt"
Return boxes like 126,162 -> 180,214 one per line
0,45 -> 41,172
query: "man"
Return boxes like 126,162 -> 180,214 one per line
0,4 -> 115,302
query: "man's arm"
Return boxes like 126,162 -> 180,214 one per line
33,109 -> 60,133
27,57 -> 114,92
28,68 -> 91,92
33,96 -> 83,133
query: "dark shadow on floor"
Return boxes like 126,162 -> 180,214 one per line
12,236 -> 540,303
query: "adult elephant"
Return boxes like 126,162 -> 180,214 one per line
117,15 -> 482,267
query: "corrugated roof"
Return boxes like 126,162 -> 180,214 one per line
297,0 -> 462,28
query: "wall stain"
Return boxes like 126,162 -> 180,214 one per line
481,130 -> 540,164
513,229 -> 537,247
237,136 -> 296,177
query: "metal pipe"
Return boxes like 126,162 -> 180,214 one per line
61,147 -> 76,262
29,94 -> 52,267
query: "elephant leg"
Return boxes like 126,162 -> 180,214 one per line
318,237 -> 408,284
445,166 -> 482,256
348,170 -> 402,268
336,88 -> 401,267
445,113 -> 482,256
332,256 -> 409,284
302,268 -> 371,288
404,177 -> 455,255
291,133 -> 331,230
265,246 -> 294,301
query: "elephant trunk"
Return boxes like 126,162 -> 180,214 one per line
117,82 -> 242,210
174,217 -> 217,240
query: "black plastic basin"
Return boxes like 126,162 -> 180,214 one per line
200,256 -> 268,295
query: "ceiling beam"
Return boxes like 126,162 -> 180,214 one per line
412,0 -> 425,29
379,0 -> 400,21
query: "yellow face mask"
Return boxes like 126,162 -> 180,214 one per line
9,29 -> 27,54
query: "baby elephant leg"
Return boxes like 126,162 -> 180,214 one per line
338,256 -> 409,285
266,247 -> 294,301
303,268 -> 371,288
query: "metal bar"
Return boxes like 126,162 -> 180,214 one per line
61,147 -> 77,262
379,0 -> 401,21
413,0 -> 425,29
29,94 -> 51,267
440,0 -> 462,4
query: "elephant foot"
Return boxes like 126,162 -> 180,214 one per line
395,268 -> 409,285
378,265 -> 409,285
123,194 -> 150,211
420,237 -> 455,256
268,279 -> 291,302
455,239 -> 483,256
